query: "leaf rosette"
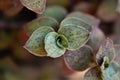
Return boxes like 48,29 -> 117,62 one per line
24,11 -> 99,58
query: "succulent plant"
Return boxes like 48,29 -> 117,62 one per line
24,11 -> 99,58
99,39 -> 120,79
84,38 -> 120,80
101,59 -> 120,80
20,0 -> 46,14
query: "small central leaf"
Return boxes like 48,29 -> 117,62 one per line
56,34 -> 68,49
97,38 -> 115,63
45,32 -> 66,58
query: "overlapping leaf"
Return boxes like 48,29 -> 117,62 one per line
58,25 -> 90,50
97,38 -> 115,64
20,0 -> 46,14
24,17 -> 59,36
87,27 -> 105,52
84,66 -> 103,80
60,17 -> 92,31
45,32 -> 68,58
24,26 -> 54,56
41,6 -> 67,22
64,45 -> 97,71
67,12 -> 100,28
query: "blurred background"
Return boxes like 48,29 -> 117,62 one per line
0,0 -> 120,80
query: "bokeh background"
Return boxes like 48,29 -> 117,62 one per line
0,0 -> 120,80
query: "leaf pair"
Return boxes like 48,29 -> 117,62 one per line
24,11 -> 98,58
24,25 -> 89,58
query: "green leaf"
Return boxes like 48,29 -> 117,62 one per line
97,38 -> 115,63
60,17 -> 92,31
56,34 -> 68,49
24,26 -> 54,56
41,6 -> 67,22
84,66 -> 103,80
64,45 -> 97,71
24,17 -> 59,36
67,12 -> 100,28
58,24 -> 90,50
20,0 -> 46,14
45,32 -> 66,58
